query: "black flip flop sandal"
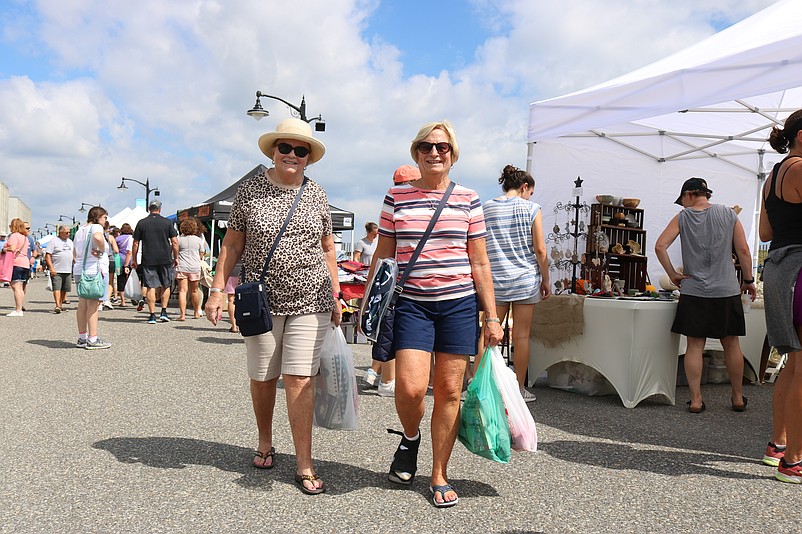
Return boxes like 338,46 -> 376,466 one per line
252,447 -> 275,469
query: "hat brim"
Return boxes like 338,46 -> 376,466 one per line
258,132 -> 326,164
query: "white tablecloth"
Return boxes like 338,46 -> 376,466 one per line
528,298 -> 681,408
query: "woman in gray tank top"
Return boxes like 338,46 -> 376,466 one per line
655,177 -> 756,413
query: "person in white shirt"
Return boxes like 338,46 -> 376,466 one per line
45,225 -> 75,313
353,221 -> 378,266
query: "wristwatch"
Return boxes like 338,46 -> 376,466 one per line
742,279 -> 755,284
484,317 -> 501,323
209,287 -> 224,293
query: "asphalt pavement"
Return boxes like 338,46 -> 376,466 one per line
0,278 -> 798,533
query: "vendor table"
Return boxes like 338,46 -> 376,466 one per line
528,298 -> 681,408
340,281 -> 365,301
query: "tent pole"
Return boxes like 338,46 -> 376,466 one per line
753,150 -> 766,279
525,142 -> 535,175
211,217 -> 217,268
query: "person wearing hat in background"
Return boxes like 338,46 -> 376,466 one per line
131,199 -> 179,324
204,118 -> 341,495
361,165 -> 421,396
655,177 -> 756,413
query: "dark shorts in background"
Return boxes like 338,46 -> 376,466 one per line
672,293 -> 745,339
11,266 -> 30,282
141,264 -> 174,289
393,293 -> 480,355
51,273 -> 72,292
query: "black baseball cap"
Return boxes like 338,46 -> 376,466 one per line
675,177 -> 713,205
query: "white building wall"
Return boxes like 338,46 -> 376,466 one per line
0,181 -> 8,231
8,197 -> 31,227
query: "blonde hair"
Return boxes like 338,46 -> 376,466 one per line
9,218 -> 26,234
409,120 -> 460,164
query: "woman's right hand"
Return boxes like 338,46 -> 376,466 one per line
205,290 -> 225,326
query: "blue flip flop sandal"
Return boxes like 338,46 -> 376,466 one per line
430,484 -> 459,508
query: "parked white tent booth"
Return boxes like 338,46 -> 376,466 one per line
527,0 -> 802,287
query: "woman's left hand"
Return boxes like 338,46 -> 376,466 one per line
483,320 -> 504,347
331,299 -> 342,326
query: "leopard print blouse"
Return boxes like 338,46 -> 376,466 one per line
228,169 -> 335,316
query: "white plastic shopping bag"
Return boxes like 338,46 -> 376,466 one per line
314,324 -> 359,430
124,269 -> 143,302
488,347 -> 538,452
46,276 -> 53,292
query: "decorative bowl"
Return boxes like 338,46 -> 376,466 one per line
611,196 -> 623,206
622,198 -> 640,208
596,195 -> 614,205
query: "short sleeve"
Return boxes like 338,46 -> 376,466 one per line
228,184 -> 248,232
378,189 -> 395,238
319,187 -> 332,237
467,190 -> 486,240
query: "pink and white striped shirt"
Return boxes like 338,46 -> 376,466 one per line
378,182 -> 486,301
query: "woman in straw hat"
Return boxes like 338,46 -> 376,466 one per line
205,118 -> 341,495
366,121 -> 503,508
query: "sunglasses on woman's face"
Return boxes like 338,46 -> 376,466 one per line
416,142 -> 451,155
276,143 -> 310,158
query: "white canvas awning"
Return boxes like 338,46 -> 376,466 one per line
526,0 -> 802,285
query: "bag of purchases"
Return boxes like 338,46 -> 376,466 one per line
0,251 -> 14,283
458,348 -> 511,463
359,258 -> 399,361
113,253 -> 122,276
234,281 -> 272,337
487,347 -> 538,452
124,269 -> 142,301
314,325 -> 359,430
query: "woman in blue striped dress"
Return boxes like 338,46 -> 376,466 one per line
481,165 -> 550,401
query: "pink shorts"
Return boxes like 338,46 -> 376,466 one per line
224,276 -> 239,294
176,271 -> 201,281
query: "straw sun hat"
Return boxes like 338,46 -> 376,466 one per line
258,118 -> 326,164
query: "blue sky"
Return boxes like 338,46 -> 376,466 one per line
0,0 -> 777,236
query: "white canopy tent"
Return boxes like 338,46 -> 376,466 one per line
526,0 -> 802,287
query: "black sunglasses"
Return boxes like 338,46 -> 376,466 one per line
416,142 -> 451,155
276,142 -> 310,158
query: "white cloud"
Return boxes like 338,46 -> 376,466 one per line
0,0 -> 778,237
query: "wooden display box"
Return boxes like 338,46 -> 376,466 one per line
583,203 -> 649,292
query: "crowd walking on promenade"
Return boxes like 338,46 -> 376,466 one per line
2,110 -> 801,508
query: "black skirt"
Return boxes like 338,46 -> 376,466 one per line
671,294 -> 745,339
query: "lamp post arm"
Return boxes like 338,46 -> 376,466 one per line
122,177 -> 148,188
256,91 -> 307,122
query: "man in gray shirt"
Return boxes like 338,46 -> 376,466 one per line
655,177 -> 756,414
45,225 -> 74,313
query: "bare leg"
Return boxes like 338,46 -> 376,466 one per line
430,352 -> 467,505
283,374 -> 323,491
250,378 -> 277,465
395,349 -> 431,438
380,359 -> 395,382
146,287 -> 157,314
227,294 -> 238,331
773,355 -> 794,447
720,335 -> 745,405
685,337 -> 706,410
53,284 -> 63,309
177,278 -> 188,319
77,298 -> 88,333
160,284 -> 171,310
511,303 -> 535,388
189,280 -> 201,317
784,350 -> 802,463
11,281 -> 24,312
85,299 -> 100,337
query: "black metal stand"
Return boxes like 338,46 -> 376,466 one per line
569,176 -> 584,293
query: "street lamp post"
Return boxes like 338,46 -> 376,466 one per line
58,215 -> 76,225
78,202 -> 100,213
118,177 -> 160,208
246,91 -> 326,131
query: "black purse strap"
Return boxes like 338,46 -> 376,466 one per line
391,181 -> 456,304
254,177 -> 309,283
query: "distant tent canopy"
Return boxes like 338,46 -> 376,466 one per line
176,164 -> 355,265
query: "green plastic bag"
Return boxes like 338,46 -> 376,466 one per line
458,348 -> 511,463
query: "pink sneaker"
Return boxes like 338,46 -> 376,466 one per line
776,458 -> 802,484
762,442 -> 785,467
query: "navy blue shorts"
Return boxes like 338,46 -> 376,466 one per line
11,266 -> 30,282
393,294 -> 479,355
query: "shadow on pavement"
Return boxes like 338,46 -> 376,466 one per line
539,440 -> 766,480
196,336 -> 243,345
27,339 -> 75,349
92,436 -> 480,496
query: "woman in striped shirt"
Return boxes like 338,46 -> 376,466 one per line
481,165 -> 550,402
368,120 -> 503,508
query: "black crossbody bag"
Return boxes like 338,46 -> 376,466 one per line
235,178 -> 308,337
372,181 -> 455,361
